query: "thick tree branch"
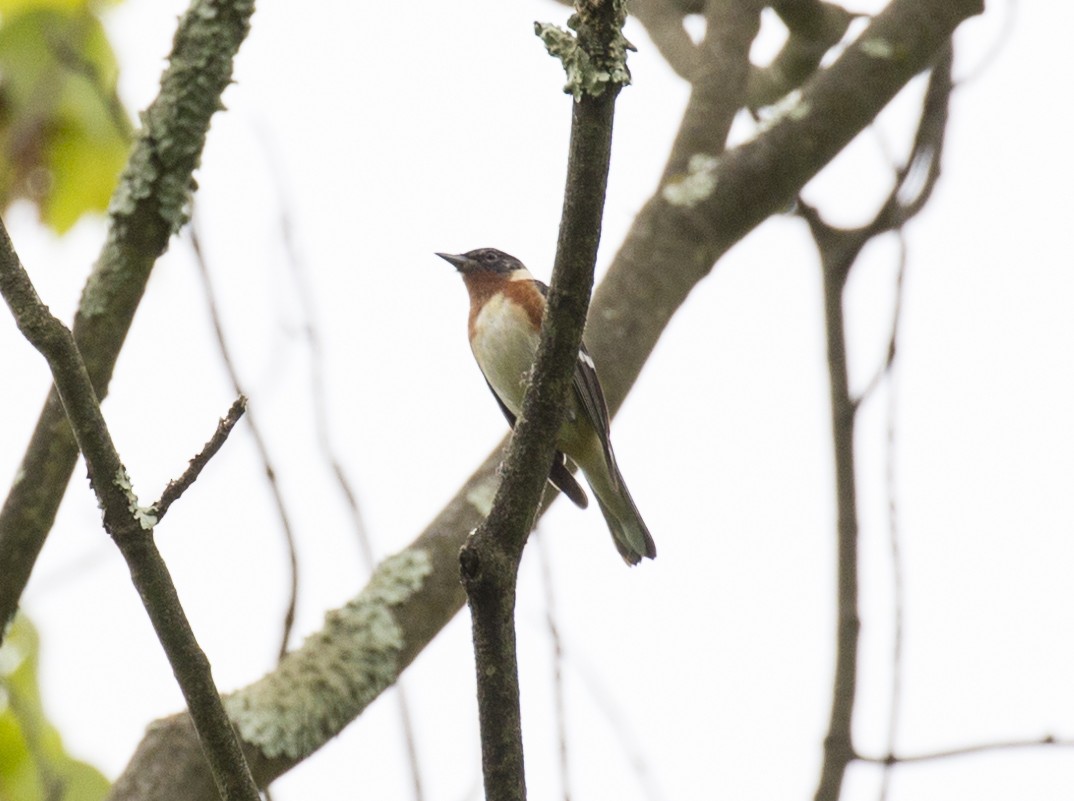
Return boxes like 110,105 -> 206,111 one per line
0,221 -> 259,801
746,0 -> 857,108
108,1 -> 983,798
0,0 -> 256,639
628,0 -> 703,82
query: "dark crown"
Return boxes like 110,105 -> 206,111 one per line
460,248 -> 524,274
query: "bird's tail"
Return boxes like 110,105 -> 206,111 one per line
592,461 -> 656,566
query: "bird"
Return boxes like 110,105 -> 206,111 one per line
436,247 -> 656,565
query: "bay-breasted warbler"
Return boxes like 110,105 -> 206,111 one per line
436,248 -> 656,565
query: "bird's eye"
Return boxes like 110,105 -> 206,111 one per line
482,252 -> 497,262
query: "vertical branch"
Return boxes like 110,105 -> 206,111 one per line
811,223 -> 862,801
536,535 -> 572,801
801,45 -> 956,801
878,237 -> 908,801
462,4 -> 628,800
461,95 -> 617,801
188,223 -> 300,661
0,220 -> 259,801
267,166 -> 426,801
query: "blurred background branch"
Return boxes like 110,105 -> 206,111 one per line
0,0 -> 256,641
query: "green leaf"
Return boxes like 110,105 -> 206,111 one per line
0,0 -> 87,14
0,616 -> 110,801
0,4 -> 132,233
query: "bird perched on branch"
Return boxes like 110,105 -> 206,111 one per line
437,248 -> 656,565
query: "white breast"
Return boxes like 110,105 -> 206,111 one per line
470,294 -> 540,417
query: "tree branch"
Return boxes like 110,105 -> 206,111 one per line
799,41 -> 957,801
189,222 -> 300,662
461,4 -> 628,798
151,396 -> 247,522
804,200 -> 861,801
0,0 -> 256,640
746,0 -> 857,107
0,220 -> 259,801
860,735 -> 1074,765
107,1 -> 984,797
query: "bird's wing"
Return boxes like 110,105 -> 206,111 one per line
483,378 -> 588,509
571,340 -> 618,487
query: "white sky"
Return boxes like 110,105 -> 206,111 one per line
2,1 -> 1073,799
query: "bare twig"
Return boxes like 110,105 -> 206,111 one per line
265,159 -> 376,566
537,531 -> 663,801
189,222 -> 300,662
0,0 -> 256,641
152,396 -> 247,521
852,233 -> 904,405
878,235 -> 907,801
0,218 -> 259,801
263,150 -> 426,801
860,735 -> 1074,765
535,534 -> 571,801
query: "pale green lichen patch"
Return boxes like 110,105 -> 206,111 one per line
465,474 -> 499,517
114,468 -> 157,530
535,14 -> 633,100
227,548 -> 434,760
754,88 -> 811,136
860,37 -> 894,58
107,128 -> 158,219
662,153 -> 720,208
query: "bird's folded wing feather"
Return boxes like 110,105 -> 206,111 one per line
483,378 -> 589,509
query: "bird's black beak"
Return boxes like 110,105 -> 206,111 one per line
435,252 -> 469,272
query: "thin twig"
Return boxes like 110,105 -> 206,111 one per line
189,221 -> 300,662
534,529 -> 662,801
262,146 -> 426,801
570,655 -> 662,801
266,154 -> 375,566
861,735 -> 1074,765
852,234 -> 904,406
535,533 -> 571,801
0,218 -> 259,801
153,396 -> 247,521
878,234 -> 908,801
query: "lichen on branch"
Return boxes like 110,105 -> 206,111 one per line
535,0 -> 633,100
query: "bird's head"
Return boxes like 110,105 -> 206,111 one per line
436,248 -> 525,276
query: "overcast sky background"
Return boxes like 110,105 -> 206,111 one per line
2,0 -> 1073,799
